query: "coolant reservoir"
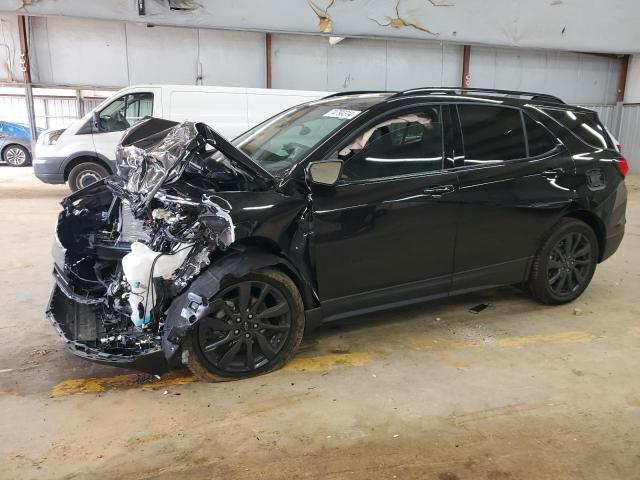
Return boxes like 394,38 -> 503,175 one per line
121,242 -> 193,327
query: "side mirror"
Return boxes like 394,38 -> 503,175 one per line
307,160 -> 343,186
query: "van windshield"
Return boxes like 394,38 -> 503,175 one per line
230,94 -> 391,176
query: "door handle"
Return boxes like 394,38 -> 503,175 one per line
542,168 -> 564,178
423,184 -> 455,196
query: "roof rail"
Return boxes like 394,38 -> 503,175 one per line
393,87 -> 565,104
321,91 -> 394,99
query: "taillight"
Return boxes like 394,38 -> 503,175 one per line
615,157 -> 629,178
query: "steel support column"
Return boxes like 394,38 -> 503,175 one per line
17,15 -> 38,143
462,45 -> 471,89
266,33 -> 272,88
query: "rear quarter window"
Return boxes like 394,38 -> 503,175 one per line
524,114 -> 557,157
542,108 -> 614,150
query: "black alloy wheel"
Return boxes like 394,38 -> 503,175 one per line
528,218 -> 598,305
546,232 -> 592,297
185,269 -> 305,381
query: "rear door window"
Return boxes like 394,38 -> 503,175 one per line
458,105 -> 526,163
542,108 -> 614,150
524,114 -> 557,156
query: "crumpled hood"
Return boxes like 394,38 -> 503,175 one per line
115,117 -> 273,199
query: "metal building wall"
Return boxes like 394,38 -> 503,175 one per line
271,35 -> 462,91
27,16 -> 267,88
0,14 -> 22,82
0,94 -> 106,128
3,0 -> 640,54
619,106 -> 640,172
469,47 -> 621,105
17,14 -> 622,105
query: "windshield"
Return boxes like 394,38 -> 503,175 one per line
230,94 -> 392,176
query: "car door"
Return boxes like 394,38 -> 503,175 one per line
92,89 -> 160,163
447,103 -> 575,292
310,105 -> 459,319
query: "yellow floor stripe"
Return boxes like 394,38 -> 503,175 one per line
50,370 -> 195,398
414,330 -> 595,352
628,326 -> 640,338
50,352 -> 374,397
494,330 -> 595,347
282,352 -> 374,372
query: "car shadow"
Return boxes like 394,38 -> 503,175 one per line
303,285 -> 535,346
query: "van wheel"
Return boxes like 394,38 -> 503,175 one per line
68,162 -> 109,192
527,218 -> 598,305
184,269 -> 305,382
3,144 -> 31,166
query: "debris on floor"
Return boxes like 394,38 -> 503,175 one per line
573,308 -> 583,316
469,303 -> 490,314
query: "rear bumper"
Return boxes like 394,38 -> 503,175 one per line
601,180 -> 627,262
47,268 -> 170,374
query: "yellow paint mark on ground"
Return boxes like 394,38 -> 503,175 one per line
413,330 -> 595,352
50,370 -> 195,398
282,352 -> 374,372
126,432 -> 168,447
628,326 -> 640,338
50,353 -> 375,397
494,330 -> 594,347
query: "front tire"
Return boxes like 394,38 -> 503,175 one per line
185,269 -> 305,382
528,218 -> 598,305
2,144 -> 31,167
68,162 -> 109,192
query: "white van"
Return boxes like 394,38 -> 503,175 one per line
34,84 -> 330,191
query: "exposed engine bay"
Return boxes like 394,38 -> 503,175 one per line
49,118 -> 276,370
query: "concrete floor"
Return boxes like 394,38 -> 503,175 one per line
0,167 -> 639,480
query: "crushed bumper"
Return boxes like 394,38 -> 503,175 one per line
47,268 -> 170,374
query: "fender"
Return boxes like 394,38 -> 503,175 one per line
161,248 -> 316,360
63,150 -> 115,175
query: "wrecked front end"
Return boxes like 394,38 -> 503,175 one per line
47,119 -> 270,373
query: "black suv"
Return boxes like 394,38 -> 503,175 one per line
49,88 -> 628,380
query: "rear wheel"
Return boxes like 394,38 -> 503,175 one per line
2,144 -> 31,166
528,218 -> 598,305
68,162 -> 109,192
185,269 -> 305,381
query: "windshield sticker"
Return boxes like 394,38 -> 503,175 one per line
323,109 -> 361,120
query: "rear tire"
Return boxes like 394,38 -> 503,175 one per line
185,269 -> 305,382
527,218 -> 598,305
2,144 -> 31,167
68,162 -> 109,192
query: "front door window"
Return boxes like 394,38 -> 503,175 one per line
339,106 -> 444,181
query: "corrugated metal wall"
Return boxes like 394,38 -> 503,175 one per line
470,47 -> 621,105
14,14 -> 622,105
272,35 -> 462,91
0,95 -> 106,129
619,106 -> 640,171
580,105 -> 620,134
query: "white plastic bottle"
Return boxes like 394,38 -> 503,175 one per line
121,242 -> 193,327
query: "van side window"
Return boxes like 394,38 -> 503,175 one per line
458,105 -> 526,163
98,93 -> 154,133
340,106 -> 443,181
524,114 -> 557,156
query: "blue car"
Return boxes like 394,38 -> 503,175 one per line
0,121 -> 42,167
